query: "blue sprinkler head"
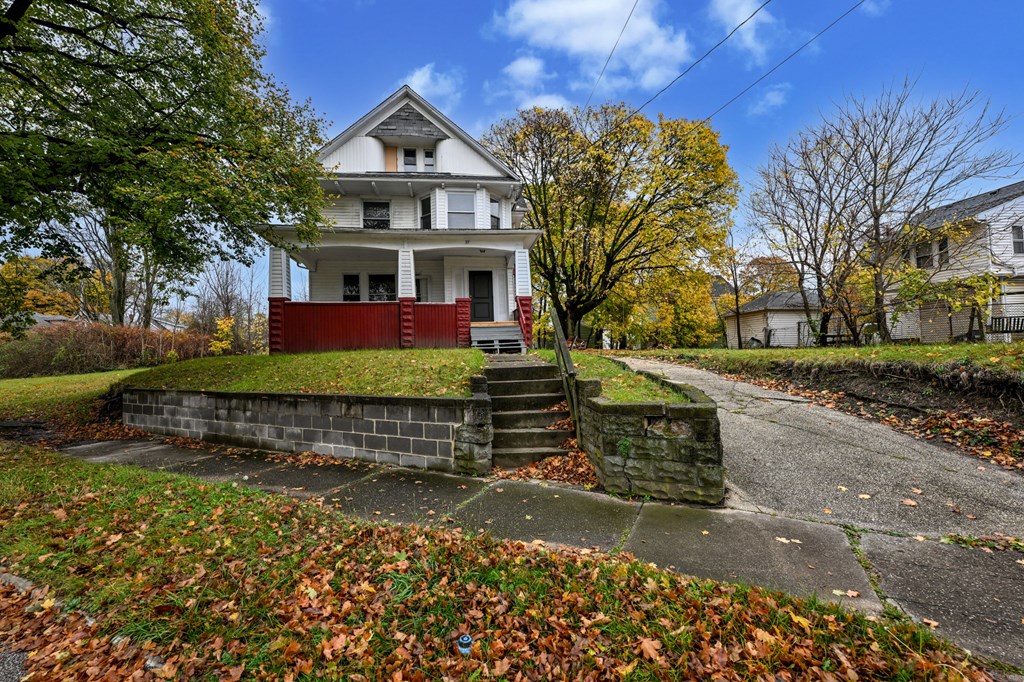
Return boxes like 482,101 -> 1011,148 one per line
456,634 -> 473,656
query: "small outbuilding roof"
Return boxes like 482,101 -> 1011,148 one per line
916,179 -> 1024,228
725,290 -> 819,316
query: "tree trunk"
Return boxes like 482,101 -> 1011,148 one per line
873,270 -> 891,342
817,311 -> 832,347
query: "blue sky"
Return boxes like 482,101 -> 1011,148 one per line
258,0 -> 1024,260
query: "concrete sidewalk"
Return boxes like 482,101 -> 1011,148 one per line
57,424 -> 1024,670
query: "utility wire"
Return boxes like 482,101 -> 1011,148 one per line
585,0 -> 864,151
583,0 -> 641,112
702,0 -> 867,121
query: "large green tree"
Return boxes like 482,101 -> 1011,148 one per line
483,105 -> 737,338
0,0 -> 326,328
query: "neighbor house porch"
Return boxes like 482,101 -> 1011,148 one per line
267,231 -> 537,353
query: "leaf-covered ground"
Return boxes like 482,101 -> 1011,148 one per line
0,442 -> 994,680
128,349 -> 485,397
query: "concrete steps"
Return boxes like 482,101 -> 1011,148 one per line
485,357 -> 575,470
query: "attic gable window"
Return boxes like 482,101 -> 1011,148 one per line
490,197 -> 500,229
424,149 -> 435,172
363,201 -> 390,229
402,148 -> 417,172
1014,225 -> 1024,255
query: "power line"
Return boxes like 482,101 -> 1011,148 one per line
625,0 -> 774,123
582,0 -> 773,149
583,0 -> 641,112
703,0 -> 867,121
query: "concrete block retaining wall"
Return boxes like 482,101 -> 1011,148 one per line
575,373 -> 724,504
122,378 -> 492,475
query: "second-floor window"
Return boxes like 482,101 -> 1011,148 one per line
1013,225 -> 1024,255
424,149 -> 435,172
938,237 -> 949,265
363,201 -> 390,229
490,198 -> 500,229
448,191 -> 475,228
915,243 -> 933,269
420,196 -> 432,230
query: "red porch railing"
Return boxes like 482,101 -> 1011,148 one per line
270,300 -> 467,353
414,303 -> 459,347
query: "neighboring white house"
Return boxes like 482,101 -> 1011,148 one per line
889,180 -> 1024,343
266,86 -> 541,353
723,291 -> 821,349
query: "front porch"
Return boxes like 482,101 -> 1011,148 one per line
267,237 -> 535,353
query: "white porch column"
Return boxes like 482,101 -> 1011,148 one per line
513,249 -> 531,297
268,246 -> 291,299
397,249 -> 416,299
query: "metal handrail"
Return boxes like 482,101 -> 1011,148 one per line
550,313 -> 578,423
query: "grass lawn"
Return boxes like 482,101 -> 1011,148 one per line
616,342 -> 1024,376
128,349 -> 485,398
0,441 -> 990,680
0,368 -> 143,425
534,350 -> 685,403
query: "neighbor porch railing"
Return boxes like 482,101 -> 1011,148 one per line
550,313 -> 578,424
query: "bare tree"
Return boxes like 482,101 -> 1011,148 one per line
753,80 -> 1019,342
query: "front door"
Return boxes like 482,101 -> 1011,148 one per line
468,271 -> 493,322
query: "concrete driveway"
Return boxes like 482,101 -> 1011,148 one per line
621,358 -> 1024,537
621,358 -> 1024,668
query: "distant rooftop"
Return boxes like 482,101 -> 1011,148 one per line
727,290 -> 819,315
917,179 -> 1024,228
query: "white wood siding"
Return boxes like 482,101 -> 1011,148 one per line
390,197 -> 416,230
308,257 -> 449,303
442,256 -> 511,320
397,250 -> 415,298
321,136 -> 385,173
435,138 -> 503,176
765,310 -> 806,348
980,196 -> 1024,274
268,247 -> 291,299
475,189 -> 489,230
324,197 -> 361,228
513,249 -> 531,297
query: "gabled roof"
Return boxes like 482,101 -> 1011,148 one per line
917,180 -> 1024,228
727,290 -> 819,316
317,85 -> 518,180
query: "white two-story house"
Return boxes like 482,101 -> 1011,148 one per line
890,180 -> 1024,342
267,86 -> 540,353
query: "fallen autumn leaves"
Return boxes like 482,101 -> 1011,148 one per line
0,443 -> 994,680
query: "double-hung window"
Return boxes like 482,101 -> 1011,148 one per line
447,191 -> 475,229
420,196 -> 432,230
1013,225 -> 1024,255
938,237 -> 949,265
423,149 -> 435,172
490,198 -> 501,229
915,244 -> 933,269
402,148 -> 417,172
363,201 -> 390,229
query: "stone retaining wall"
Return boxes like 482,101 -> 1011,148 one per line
575,373 -> 724,504
122,377 -> 492,475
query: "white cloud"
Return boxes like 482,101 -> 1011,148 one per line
708,0 -> 777,65
519,93 -> 571,110
747,82 -> 790,116
504,55 -> 550,88
498,0 -> 690,93
400,64 -> 463,112
860,0 -> 891,17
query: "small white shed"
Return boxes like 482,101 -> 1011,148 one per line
723,291 -> 818,349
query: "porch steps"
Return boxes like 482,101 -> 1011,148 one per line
485,356 -> 575,469
471,323 -> 525,354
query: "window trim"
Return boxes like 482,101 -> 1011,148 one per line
402,147 -> 418,172
362,200 -> 391,230
1013,225 -> 1024,255
489,197 -> 501,230
937,237 -> 949,266
420,195 -> 432,230
423,149 -> 435,172
447,190 -> 476,229
915,243 -> 933,269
